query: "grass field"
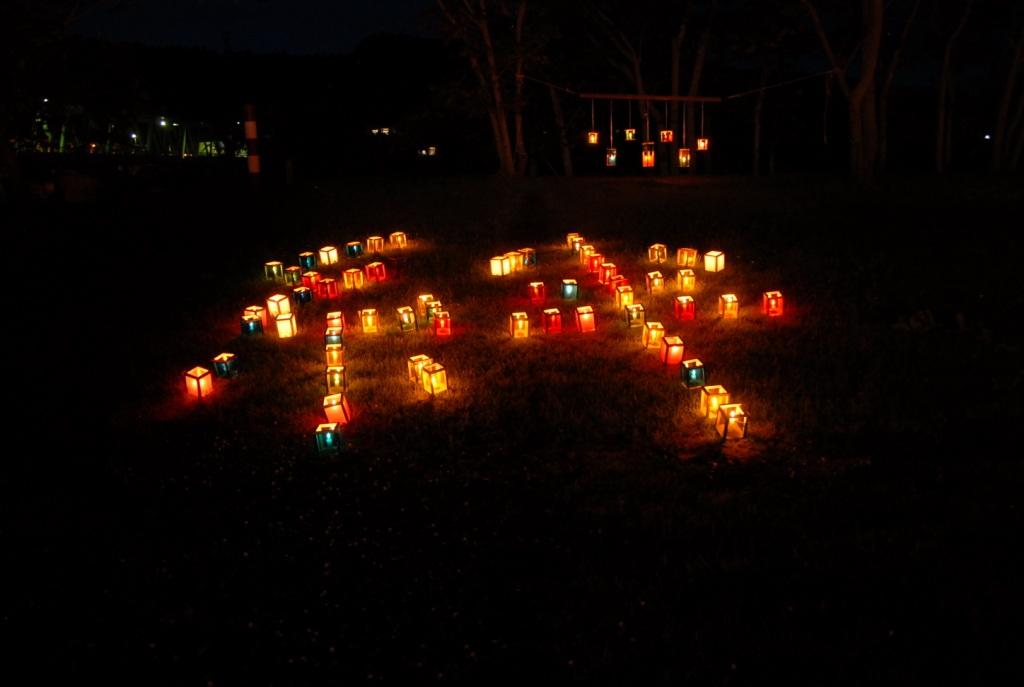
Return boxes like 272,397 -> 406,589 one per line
10,173 -> 1024,681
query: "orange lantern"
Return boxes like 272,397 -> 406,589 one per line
366,236 -> 384,254
326,311 -> 345,329
417,294 -> 434,318
323,393 -> 353,425
184,366 -> 213,399
678,147 -> 691,168
543,308 -> 562,333
397,306 -> 416,332
615,285 -> 634,308
648,243 -> 668,263
326,365 -> 347,394
704,250 -> 725,272
579,244 -> 595,265
660,336 -> 684,365
716,403 -> 748,440
276,312 -> 297,338
674,295 -> 696,321
570,236 -> 585,253
625,303 -> 645,328
326,344 -> 344,367
697,137 -> 710,151
245,304 -> 267,328
677,269 -> 696,292
266,294 -> 290,318
719,294 -> 739,319
587,252 -> 604,274
641,321 -> 665,349
408,354 -> 433,383
343,268 -> 364,290
421,362 -> 448,395
659,129 -> 674,143
433,311 -> 452,336
528,281 -> 546,305
646,271 -> 665,293
505,250 -> 525,272
318,246 -> 338,265
566,232 -> 580,249
510,312 -> 529,338
642,142 -> 655,168
365,261 -> 386,282
763,291 -> 784,317
302,270 -> 320,290
606,274 -> 627,295
700,385 -> 730,418
389,231 -> 407,248
676,247 -> 698,267
587,131 -> 599,144
318,277 -> 339,299
359,308 -> 379,334
598,263 -> 617,285
625,128 -> 636,141
575,306 -> 596,333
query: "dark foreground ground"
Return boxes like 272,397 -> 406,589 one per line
8,172 -> 1024,682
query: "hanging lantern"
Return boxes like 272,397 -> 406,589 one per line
421,362 -> 449,395
389,231 -> 408,248
624,303 -> 645,328
510,312 -> 529,338
681,358 -> 706,389
571,237 -> 585,254
566,232 -> 580,249
677,269 -> 696,292
326,344 -> 344,367
417,294 -> 434,318
240,314 -> 263,336
605,148 -> 617,167
648,244 -> 668,263
397,306 -> 417,332
505,251 -> 525,272
264,261 -> 284,281
674,295 -> 696,321
366,236 -> 385,254
575,306 -> 596,333
315,423 -> 343,453
703,250 -> 725,272
678,148 -> 691,168
697,137 -> 710,151
433,311 -> 452,336
284,266 -> 303,285
763,291 -> 784,317
318,246 -> 339,265
323,393 -> 353,424
266,294 -> 291,318
616,285 -> 634,309
326,365 -> 347,394
276,312 -> 297,338
184,366 -> 213,399
659,336 -> 684,366
641,321 -> 665,349
245,305 -> 267,328
324,327 -> 344,346
642,142 -> 655,168
344,241 -> 364,258
659,130 -> 674,143
598,263 -> 617,285
490,255 -> 512,276
606,274 -> 627,295
716,403 -> 748,440
528,281 -> 546,305
365,261 -> 386,282
625,128 -> 636,141
719,294 -> 739,319
561,279 -> 578,300
343,268 -> 365,290
408,354 -> 433,383
292,286 -> 313,305
587,252 -> 604,274
518,247 -> 537,267
587,131 -> 599,145
326,311 -> 345,330
646,271 -> 665,293
700,385 -> 730,418
212,352 -> 239,378
359,308 -> 379,334
301,271 -> 320,290
676,247 -> 698,267
318,277 -> 339,299
543,308 -> 562,334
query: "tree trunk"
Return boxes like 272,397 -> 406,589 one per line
753,63 -> 767,176
548,84 -> 573,177
512,1 -> 528,175
993,30 -> 1024,171
686,25 -> 711,175
936,0 -> 972,174
879,0 -> 920,172
669,22 -> 687,174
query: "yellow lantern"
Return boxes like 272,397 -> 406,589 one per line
505,250 -> 525,272
700,385 -> 730,418
276,312 -> 297,338
284,265 -> 303,285
716,403 -> 748,440
417,294 -> 434,318
697,137 -> 710,151
343,268 -> 364,290
366,236 -> 385,253
245,304 -> 267,328
677,269 -> 696,292
719,294 -> 739,319
676,247 -> 698,267
646,271 -> 665,293
389,231 -> 407,248
625,128 -> 636,141
266,294 -> 290,318
579,244 -> 595,265
642,142 -> 655,168
703,250 -> 725,272
397,306 -> 416,332
641,321 -> 665,349
326,344 -> 344,367
184,366 -> 213,400
625,303 -> 645,328
318,245 -> 338,265
359,308 -> 379,334
510,312 -> 529,338
587,131 -> 599,144
489,255 -> 512,276
323,393 -> 353,425
408,354 -> 433,384
326,365 -> 347,393
566,232 -> 580,249
648,243 -> 668,263
264,260 -> 284,281
421,362 -> 448,395
678,147 -> 691,168
615,285 -> 634,308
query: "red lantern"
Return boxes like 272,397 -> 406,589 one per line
325,311 -> 345,330
302,271 -> 321,290
575,306 -> 596,333
606,274 -> 627,295
659,336 -> 684,365
318,277 -> 339,299
598,263 -> 617,285
763,290 -> 784,317
543,308 -> 562,334
528,281 -> 546,305
587,252 -> 604,274
659,130 -> 674,143
323,393 -> 353,425
365,261 -> 386,282
434,311 -> 452,336
674,295 -> 696,321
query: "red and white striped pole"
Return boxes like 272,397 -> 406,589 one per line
243,103 -> 260,178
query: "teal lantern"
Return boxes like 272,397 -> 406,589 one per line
345,241 -> 364,258
284,266 -> 303,285
241,315 -> 263,336
518,247 -> 537,267
325,327 -> 344,346
561,279 -> 578,300
212,352 -> 239,378
293,286 -> 313,305
681,359 -> 706,390
315,423 -> 344,453
299,251 -> 317,270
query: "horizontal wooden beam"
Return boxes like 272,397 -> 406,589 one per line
578,92 -> 722,103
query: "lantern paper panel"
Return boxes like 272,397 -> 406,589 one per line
264,261 -> 284,281
598,263 -> 617,285
433,311 -> 452,337
284,266 -> 302,285
678,148 -> 691,168
299,251 -> 317,270
642,321 -> 665,349
659,336 -> 684,366
323,393 -> 353,425
241,314 -> 263,336
528,281 -> 546,304
315,423 -> 343,453
763,291 -> 784,317
276,313 -> 297,338
267,294 -> 290,317
681,358 -> 706,389
566,232 -> 580,249
605,148 -> 617,167
716,404 -> 748,440
625,128 -> 636,141
319,246 -> 339,265
575,306 -> 596,333
642,142 -> 655,168
343,268 -> 365,290
366,236 -> 384,254
648,244 -> 668,263
422,363 -> 448,395
660,130 -> 674,143
587,253 -> 604,274
518,248 -> 537,267
719,294 -> 739,319
359,309 -> 379,334
625,303 -> 645,328
587,131 -> 599,144
389,231 -> 407,248
185,366 -> 213,399
510,312 -> 529,338
326,344 -> 344,367
675,295 -> 696,321
325,327 -> 344,346
318,278 -> 339,299
704,250 -> 725,272
616,285 -> 635,309
212,352 -> 238,378
543,308 -> 562,334
700,385 -> 730,418
561,279 -> 578,300
365,261 -> 386,282
408,354 -> 433,384
676,247 -> 698,267
245,305 -> 267,328
292,286 -> 313,305
397,306 -> 417,332
646,271 -> 665,293
697,137 -> 710,151
345,241 -> 364,258
677,269 -> 696,292
417,294 -> 434,318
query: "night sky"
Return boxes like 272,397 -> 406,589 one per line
73,0 -> 434,54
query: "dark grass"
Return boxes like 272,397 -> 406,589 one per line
9,174 -> 1024,682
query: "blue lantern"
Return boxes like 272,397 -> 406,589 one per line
315,423 -> 344,453
299,251 -> 317,270
681,359 -> 706,390
345,241 -> 364,258
241,315 -> 263,336
212,352 -> 239,378
325,327 -> 344,346
293,286 -> 313,305
561,279 -> 578,300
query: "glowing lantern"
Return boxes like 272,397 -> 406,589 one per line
579,245 -> 595,265
323,393 -> 353,424
660,336 -> 684,366
417,294 -> 434,318
266,294 -> 290,318
315,423 -> 343,453
642,142 -> 655,168
212,352 -> 239,378
433,311 -> 452,336
292,286 -> 313,305
625,128 -> 636,141
763,291 -> 784,317
677,269 -> 696,292
571,237 -> 585,253
566,232 -> 580,249
318,277 -> 339,299
408,354 -> 433,384
490,255 -> 512,276
298,251 -> 317,270
646,271 -> 665,293
264,261 -> 284,281
561,279 -> 578,300
704,250 -> 725,272
678,148 -> 691,168
325,327 -> 344,346
365,261 -> 386,282
510,312 -> 529,338
616,285 -> 634,309
506,251 -> 525,272
245,305 -> 267,328
675,295 -> 696,321
719,294 -> 739,319
318,246 -> 339,265
528,281 -> 546,305
543,308 -> 562,333
700,385 -> 730,418
421,363 -> 449,395
598,263 -> 617,285
641,321 -> 665,349
607,274 -> 627,295
397,306 -> 417,332
284,266 -> 302,285
697,137 -> 710,151
625,303 -> 645,328
359,308 -> 379,334
648,244 -> 668,263
344,241 -> 364,258
605,148 -> 617,167
716,404 -> 748,440
326,344 -> 344,367
587,252 -> 604,274
426,300 -> 444,322
389,231 -> 407,248
326,365 -> 347,393
587,131 -> 599,144
326,311 -> 345,329
366,236 -> 384,254
575,306 -> 596,333
681,359 -> 706,389
302,271 -> 320,290
676,247 -> 698,267
185,366 -> 213,399
240,314 -> 263,336
276,313 -> 297,338
343,268 -> 364,290
660,129 -> 674,143
518,247 -> 537,267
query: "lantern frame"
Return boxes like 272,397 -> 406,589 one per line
318,277 -> 339,299
648,243 -> 668,263
212,352 -> 238,378
659,336 -> 684,366
517,247 -> 537,267
625,128 -> 636,141
598,263 -> 617,285
298,251 -> 317,270
719,294 -> 739,319
421,362 -> 448,395
587,252 -> 604,274
704,250 -> 725,272
527,281 -> 546,305
343,268 -> 365,290
276,312 -> 297,338
241,314 -> 263,336
292,286 -> 313,305
284,266 -> 303,285
389,231 -> 408,248
674,295 -> 696,321
699,385 -> 730,418
325,327 -> 344,346
326,344 -> 344,367
543,308 -> 562,334
408,354 -> 433,384
417,294 -> 434,318
185,366 -> 213,399
715,404 -> 748,440
264,261 -> 284,281
323,393 -> 353,424
397,306 -> 417,332
266,294 -> 290,318
681,358 -> 706,389
587,131 -> 599,145
565,232 -> 580,249
366,236 -> 385,254
641,321 -> 665,349
676,247 -> 698,267
641,142 -> 655,168
697,137 -> 710,151
315,423 -> 343,453
359,308 -> 379,334
433,311 -> 452,337
605,148 -> 617,167
344,241 -> 364,258
365,261 -> 386,282
245,305 -> 267,328
646,271 -> 665,293
624,303 -> 645,327
678,147 -> 691,168
561,279 -> 578,300
616,285 -> 634,309
318,246 -> 339,265
326,365 -> 347,394
575,305 -> 596,333
301,270 -> 320,290
510,312 -> 529,338
677,269 -> 696,292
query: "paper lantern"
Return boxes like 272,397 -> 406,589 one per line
417,294 -> 434,318
323,393 -> 353,424
315,423 -> 343,453
292,286 -> 313,305
676,247 -> 698,267
528,281 -> 546,305
579,245 -> 595,265
624,303 -> 645,328
605,148 -> 617,167
719,294 -> 739,319
276,313 -> 297,338
318,277 -> 339,299
561,279 -> 578,300
566,232 -> 580,249
212,352 -> 238,378
575,306 -> 596,333
641,321 -> 665,349
704,250 -> 725,272
326,365 -> 347,394
326,311 -> 345,330
302,271 -> 320,290
266,294 -> 290,318
518,247 -> 537,267
646,271 -> 665,293
421,362 -> 448,395
264,261 -> 283,281
326,344 -> 344,367
616,285 -> 634,309
648,244 -> 668,263
299,251 -> 317,270
359,308 -> 379,334
365,261 -> 386,282
397,306 -> 417,332
506,251 -> 525,272
642,142 -> 655,168
343,268 -> 364,290
716,404 -> 748,439
366,236 -> 384,254
587,252 -> 604,274
245,305 -> 267,328
408,354 -> 433,384
598,263 -> 617,285
699,385 -> 730,418
587,131 -> 599,144
318,246 -> 339,265
697,137 -> 710,151
490,255 -> 512,276
426,300 -> 444,322
389,231 -> 407,248
240,314 -> 263,336
763,290 -> 784,317
677,269 -> 696,292
681,358 -> 706,389
325,327 -> 344,346
510,312 -> 529,338
543,308 -> 562,334
660,130 -> 674,143
570,237 -> 585,253
674,295 -> 696,321
606,274 -> 627,295
433,311 -> 452,336
185,366 -> 213,399
284,266 -> 302,285
344,241 -> 364,258
678,147 -> 691,168
659,336 -> 684,365
625,128 -> 636,141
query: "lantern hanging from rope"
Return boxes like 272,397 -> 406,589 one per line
679,103 -> 691,168
605,99 -> 617,167
697,102 -> 710,150
641,109 -> 655,167
587,100 -> 599,144
625,101 -> 636,141
659,101 -> 673,142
